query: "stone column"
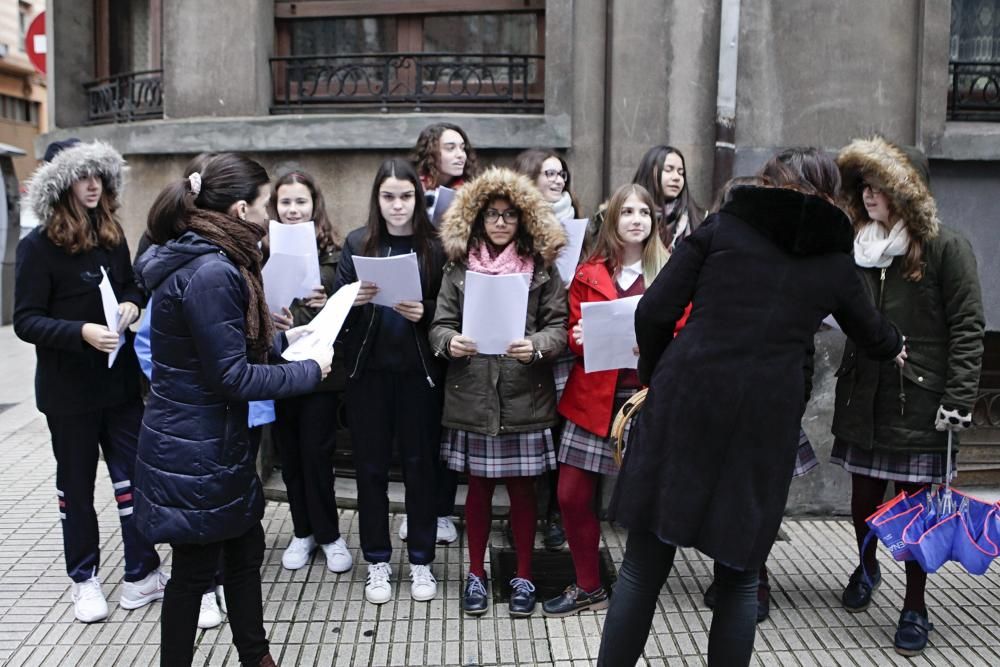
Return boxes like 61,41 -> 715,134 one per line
47,0 -> 95,130
162,0 -> 273,118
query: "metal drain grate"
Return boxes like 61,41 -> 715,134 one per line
489,544 -> 618,603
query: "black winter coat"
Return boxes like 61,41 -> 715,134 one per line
132,232 -> 321,545
334,227 -> 446,384
610,187 -> 903,571
13,227 -> 143,416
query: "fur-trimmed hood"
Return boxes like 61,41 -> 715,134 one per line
836,136 -> 939,241
26,141 -> 126,223
438,166 -> 567,266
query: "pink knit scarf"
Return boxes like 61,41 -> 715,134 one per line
467,241 -> 534,276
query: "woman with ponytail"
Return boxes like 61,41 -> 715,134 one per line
134,153 -> 332,667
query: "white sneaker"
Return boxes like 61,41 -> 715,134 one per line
398,515 -> 408,541
71,575 -> 109,623
365,563 -> 393,604
216,585 -> 227,614
321,537 -> 353,574
119,568 -> 169,610
197,591 -> 223,629
409,564 -> 437,602
281,535 -> 317,570
436,516 -> 459,544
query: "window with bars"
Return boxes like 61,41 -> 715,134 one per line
948,0 -> 1000,120
272,0 -> 546,113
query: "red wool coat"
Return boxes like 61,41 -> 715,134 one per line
559,258 -> 689,436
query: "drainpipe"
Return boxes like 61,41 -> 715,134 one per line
601,0 -> 615,199
711,0 -> 741,197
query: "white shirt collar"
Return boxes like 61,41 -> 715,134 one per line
616,260 -> 642,290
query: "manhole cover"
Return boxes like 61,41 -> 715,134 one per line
489,543 -> 617,603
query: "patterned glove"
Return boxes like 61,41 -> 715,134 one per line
935,405 -> 972,432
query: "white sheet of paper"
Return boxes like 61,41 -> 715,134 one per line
581,295 -> 643,373
555,218 -> 590,285
98,267 -> 125,368
462,271 -> 530,355
267,220 -> 321,292
431,186 -> 456,227
262,253 -> 310,314
353,253 -> 423,308
282,281 -> 361,363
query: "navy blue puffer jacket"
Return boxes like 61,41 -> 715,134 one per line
133,232 -> 321,545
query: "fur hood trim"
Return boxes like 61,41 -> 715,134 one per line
836,136 -> 939,241
439,166 -> 567,265
26,141 -> 126,223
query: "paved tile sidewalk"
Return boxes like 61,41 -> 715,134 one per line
2,325 -> 999,666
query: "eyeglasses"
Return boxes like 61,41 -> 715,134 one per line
484,208 -> 520,224
543,169 -> 569,181
862,181 -> 883,195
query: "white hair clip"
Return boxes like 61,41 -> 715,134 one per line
188,172 -> 202,196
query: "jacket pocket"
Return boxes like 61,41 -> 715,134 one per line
900,340 -> 947,394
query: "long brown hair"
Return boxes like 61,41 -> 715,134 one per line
269,170 -> 341,253
46,187 -> 124,255
586,184 -> 668,286
362,158 -> 437,286
411,123 -> 478,189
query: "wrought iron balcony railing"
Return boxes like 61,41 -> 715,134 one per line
84,69 -> 164,124
948,60 -> 1000,121
270,52 -> 544,114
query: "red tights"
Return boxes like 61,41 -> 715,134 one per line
557,464 -> 603,592
466,475 -> 537,580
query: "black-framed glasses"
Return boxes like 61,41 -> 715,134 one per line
484,208 -> 520,224
543,169 -> 569,181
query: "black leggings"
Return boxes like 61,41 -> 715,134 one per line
598,529 -> 758,666
851,473 -> 927,611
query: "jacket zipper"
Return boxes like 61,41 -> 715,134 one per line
349,308 -> 377,379
845,268 -> 888,409
412,323 -> 436,387
878,267 -> 907,416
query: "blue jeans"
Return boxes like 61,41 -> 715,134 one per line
598,529 -> 759,666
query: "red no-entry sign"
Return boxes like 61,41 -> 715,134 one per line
25,12 -> 46,76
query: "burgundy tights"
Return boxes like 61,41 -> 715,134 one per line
466,475 -> 537,580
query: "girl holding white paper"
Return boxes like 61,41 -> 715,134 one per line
429,167 -> 568,618
14,140 -> 166,624
135,153 -> 330,667
542,184 -> 668,617
265,170 -> 354,576
334,158 -> 447,606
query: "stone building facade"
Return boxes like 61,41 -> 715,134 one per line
39,0 -> 1000,511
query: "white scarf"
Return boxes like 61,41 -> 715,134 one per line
551,191 -> 575,224
853,220 -> 910,268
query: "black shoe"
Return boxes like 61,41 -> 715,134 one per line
894,609 -> 933,657
842,563 -> 881,612
703,582 -> 717,609
543,515 -> 566,551
463,573 -> 489,616
509,577 -> 537,617
756,580 -> 771,624
542,583 -> 609,617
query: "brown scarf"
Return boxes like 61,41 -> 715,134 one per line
184,209 -> 274,362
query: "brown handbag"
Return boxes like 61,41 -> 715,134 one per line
611,387 -> 647,467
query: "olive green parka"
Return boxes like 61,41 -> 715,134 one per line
832,137 -> 985,454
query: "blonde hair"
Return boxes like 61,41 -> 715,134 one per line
587,184 -> 668,286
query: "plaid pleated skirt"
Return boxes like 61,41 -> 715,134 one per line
830,438 -> 952,484
558,387 -> 634,475
552,350 -> 576,402
440,427 -> 557,478
792,428 -> 819,478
